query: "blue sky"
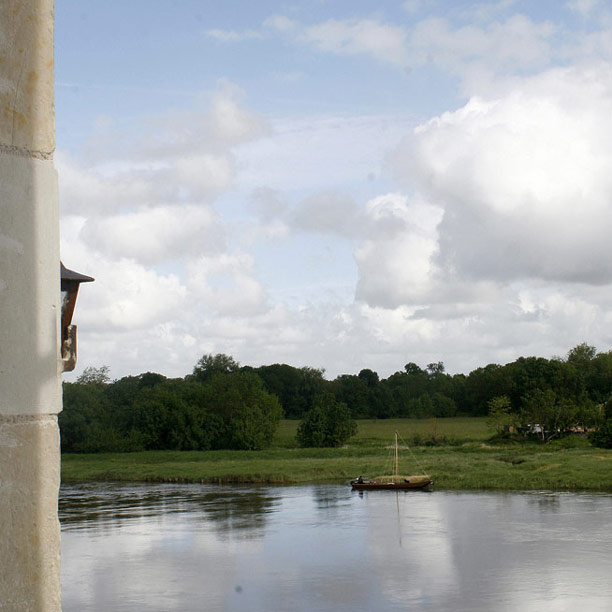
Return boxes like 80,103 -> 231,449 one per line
56,0 -> 612,380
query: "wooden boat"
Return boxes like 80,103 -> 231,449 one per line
350,431 -> 432,491
350,476 -> 432,491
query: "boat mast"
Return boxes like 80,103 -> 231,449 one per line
394,431 -> 399,480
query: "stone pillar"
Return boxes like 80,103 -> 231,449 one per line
0,1 -> 62,610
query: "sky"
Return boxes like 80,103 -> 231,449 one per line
55,0 -> 612,382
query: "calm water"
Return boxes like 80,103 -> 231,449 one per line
60,484 -> 612,612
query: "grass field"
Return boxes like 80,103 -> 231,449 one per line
273,417 -> 490,447
61,418 -> 612,491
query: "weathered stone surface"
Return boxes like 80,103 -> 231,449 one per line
0,153 -> 61,416
0,0 -> 55,155
0,415 -> 61,611
0,2 -> 62,610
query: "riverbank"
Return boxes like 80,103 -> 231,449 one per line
61,418 -> 612,491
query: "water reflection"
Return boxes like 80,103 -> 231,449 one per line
197,488 -> 279,539
311,484 -> 353,512
61,486 -> 612,612
60,483 -> 280,538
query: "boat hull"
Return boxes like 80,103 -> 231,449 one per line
351,479 -> 432,491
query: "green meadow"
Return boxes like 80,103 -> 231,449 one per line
61,418 -> 612,491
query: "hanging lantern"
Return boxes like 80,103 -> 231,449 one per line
60,262 -> 94,372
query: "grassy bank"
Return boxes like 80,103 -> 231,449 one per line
61,418 -> 612,491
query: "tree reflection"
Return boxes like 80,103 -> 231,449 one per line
60,483 -> 280,539
312,485 -> 349,511
197,489 -> 279,539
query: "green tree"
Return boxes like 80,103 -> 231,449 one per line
464,363 -> 513,416
295,405 -> 326,447
125,380 -> 222,450
587,351 -> 612,403
590,420 -> 612,448
102,373 -> 168,440
507,357 -> 574,408
426,361 -> 445,375
254,363 -> 321,418
414,393 -> 434,418
432,392 -> 456,417
449,373 -> 468,414
76,365 -> 111,385
332,374 -> 370,418
385,365 -> 429,416
404,362 -> 424,376
567,342 -> 597,370
298,366 -> 327,415
296,395 -> 357,447
204,372 -> 283,450
60,381 -> 120,452
590,399 -> 612,448
190,353 -> 240,383
486,395 -> 516,436
138,371 -> 167,388
519,389 -> 577,443
358,368 -> 379,387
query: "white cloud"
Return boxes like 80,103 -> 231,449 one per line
263,15 -> 297,32
79,205 -> 225,264
301,19 -> 409,67
409,15 -> 555,75
565,26 -> 612,64
354,193 -> 443,308
265,12 -> 554,81
391,64 -> 612,286
290,192 -> 361,237
174,154 -> 234,200
83,85 -> 268,163
218,14 -> 411,68
207,85 -> 269,146
59,84 -> 268,220
73,258 -> 186,332
57,152 -> 159,215
249,187 -> 289,222
566,0 -> 601,18
403,1 -> 428,14
234,114 -> 414,193
186,253 -> 269,317
469,0 -> 520,22
59,6 -> 612,382
205,28 -> 263,42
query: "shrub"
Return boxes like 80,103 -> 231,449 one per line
590,420 -> 612,449
296,396 -> 357,447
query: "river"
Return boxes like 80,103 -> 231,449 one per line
60,484 -> 612,611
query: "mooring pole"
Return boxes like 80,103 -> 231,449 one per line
0,1 -> 63,609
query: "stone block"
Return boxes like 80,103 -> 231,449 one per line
0,0 -> 55,155
0,153 -> 61,415
0,415 -> 61,612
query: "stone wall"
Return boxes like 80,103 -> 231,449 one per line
0,1 -> 62,610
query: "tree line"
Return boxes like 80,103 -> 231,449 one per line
60,343 -> 612,452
